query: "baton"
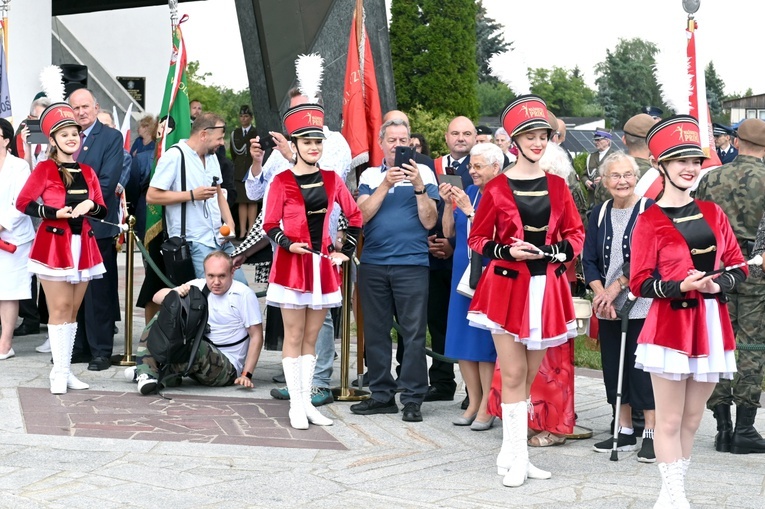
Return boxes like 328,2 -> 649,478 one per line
705,254 -> 763,277
97,218 -> 129,232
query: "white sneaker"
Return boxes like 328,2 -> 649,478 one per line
35,337 -> 51,353
124,366 -> 137,382
136,373 -> 158,395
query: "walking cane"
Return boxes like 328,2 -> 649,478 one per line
611,292 -> 638,461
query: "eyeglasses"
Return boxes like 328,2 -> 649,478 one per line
606,172 -> 636,182
467,163 -> 491,171
205,125 -> 226,134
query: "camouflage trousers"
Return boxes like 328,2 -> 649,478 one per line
708,283 -> 765,409
135,325 -> 237,387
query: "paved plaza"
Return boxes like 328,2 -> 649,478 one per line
0,252 -> 763,508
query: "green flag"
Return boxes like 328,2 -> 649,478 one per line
145,21 -> 191,245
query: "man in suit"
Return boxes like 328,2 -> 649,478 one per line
434,116 -> 475,188
68,88 -> 125,371
230,105 -> 260,239
714,123 -> 738,164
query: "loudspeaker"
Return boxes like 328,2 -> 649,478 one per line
60,64 -> 88,97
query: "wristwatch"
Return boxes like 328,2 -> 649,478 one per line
413,187 -> 426,195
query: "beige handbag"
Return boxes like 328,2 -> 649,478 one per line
572,297 -> 592,336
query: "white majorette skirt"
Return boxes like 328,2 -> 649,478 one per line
266,252 -> 342,310
28,234 -> 106,284
467,275 -> 575,351
635,298 -> 736,383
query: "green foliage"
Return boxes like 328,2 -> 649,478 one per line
407,105 -> 453,158
477,81 -> 514,117
595,38 -> 664,128
529,66 -> 601,117
186,61 -> 251,154
390,0 -> 479,118
705,61 -> 726,121
572,152 -> 587,178
574,335 -> 602,370
475,0 -> 509,83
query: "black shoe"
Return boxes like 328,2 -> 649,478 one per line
402,402 -> 423,422
71,352 -> 91,364
637,437 -> 656,463
351,372 -> 369,387
592,432 -> 638,453
13,321 -> 40,336
423,386 -> 454,402
461,395 -> 470,410
88,356 -> 112,371
712,404 -> 733,452
272,372 -> 285,384
731,406 -> 765,454
350,397 -> 398,415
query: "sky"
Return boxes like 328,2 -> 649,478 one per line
180,0 -> 760,97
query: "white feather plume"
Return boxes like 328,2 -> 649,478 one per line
295,53 -> 324,103
653,44 -> 692,115
39,65 -> 65,104
489,49 -> 531,96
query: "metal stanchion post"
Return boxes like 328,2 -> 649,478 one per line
332,260 -> 369,401
112,216 -> 136,366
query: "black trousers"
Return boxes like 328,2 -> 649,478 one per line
426,268 -> 455,393
74,237 -> 119,359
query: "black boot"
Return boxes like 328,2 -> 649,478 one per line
730,406 -> 765,454
712,404 -> 732,452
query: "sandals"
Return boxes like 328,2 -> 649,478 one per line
528,431 -> 567,447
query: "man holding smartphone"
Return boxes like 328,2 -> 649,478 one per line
351,118 -> 439,422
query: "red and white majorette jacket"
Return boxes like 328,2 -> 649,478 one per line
15,159 -> 106,270
263,168 -> 362,293
468,173 -> 585,338
630,200 -> 746,357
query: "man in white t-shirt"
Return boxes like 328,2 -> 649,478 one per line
131,251 -> 264,394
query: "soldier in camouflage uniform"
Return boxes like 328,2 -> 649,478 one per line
696,118 -> 765,454
753,212 -> 765,276
131,251 -> 264,394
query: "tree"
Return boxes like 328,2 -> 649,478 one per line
390,0 -> 479,118
475,0 -> 509,83
186,61 -> 250,155
705,61 -> 726,120
595,38 -> 664,128
477,81 -> 514,117
529,66 -> 600,117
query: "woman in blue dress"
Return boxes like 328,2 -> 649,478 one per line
440,142 -> 503,430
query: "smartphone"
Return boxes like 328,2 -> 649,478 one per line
257,135 -> 276,151
437,173 -> 464,190
26,119 -> 49,145
394,145 -> 416,168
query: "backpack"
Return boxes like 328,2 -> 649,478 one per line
145,285 -> 211,391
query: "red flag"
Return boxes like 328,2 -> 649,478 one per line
341,0 -> 383,168
687,18 -> 721,169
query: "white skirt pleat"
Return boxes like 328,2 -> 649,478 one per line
635,298 -> 736,383
468,275 -> 575,351
266,252 -> 341,310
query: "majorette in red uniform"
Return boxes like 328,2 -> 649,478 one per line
630,114 -> 746,508
465,94 -> 584,489
262,103 -> 362,309
467,98 -> 585,347
15,101 -> 108,396
15,104 -> 107,279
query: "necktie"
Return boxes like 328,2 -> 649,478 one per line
73,132 -> 85,160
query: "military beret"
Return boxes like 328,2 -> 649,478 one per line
593,128 -> 612,140
547,111 -> 559,133
476,125 -> 492,136
239,105 -> 252,116
737,118 -> 765,147
623,114 -> 658,138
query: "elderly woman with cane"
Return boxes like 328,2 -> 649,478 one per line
467,95 -> 584,487
583,151 -> 656,462
630,115 -> 748,508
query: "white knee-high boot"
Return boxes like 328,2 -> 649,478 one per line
48,324 -> 69,395
282,357 -> 308,430
497,402 -> 551,483
49,323 -> 89,390
299,354 -> 333,426
654,459 -> 690,509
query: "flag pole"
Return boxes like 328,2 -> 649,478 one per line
0,0 -> 9,57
